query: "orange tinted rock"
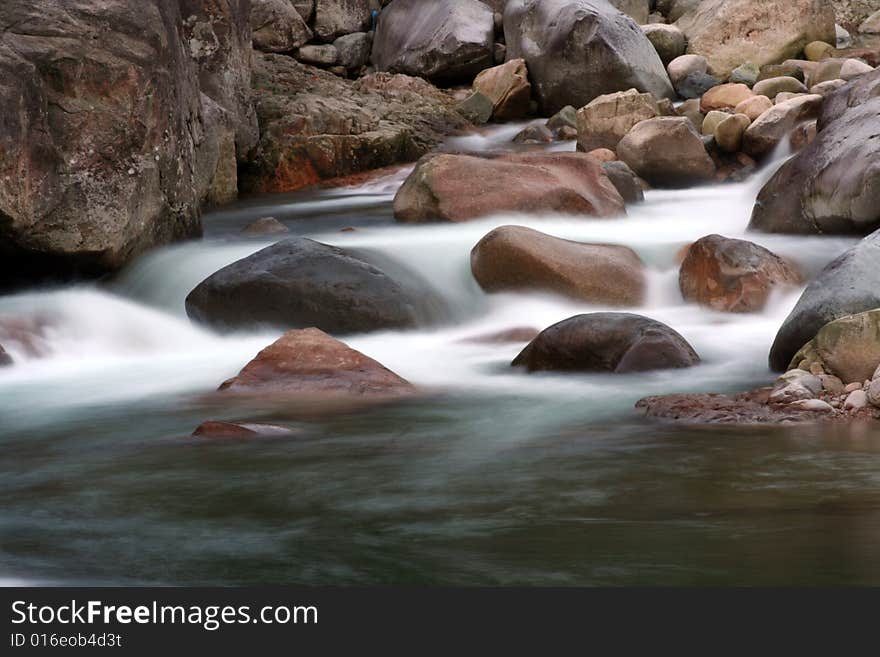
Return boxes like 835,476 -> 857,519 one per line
679,234 -> 801,313
393,152 -> 625,223
220,328 -> 414,397
473,58 -> 532,120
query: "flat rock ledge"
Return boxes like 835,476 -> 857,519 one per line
636,389 -> 879,425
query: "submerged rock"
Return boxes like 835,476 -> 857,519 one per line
192,420 -> 300,439
240,217 -> 289,235
219,328 -> 415,397
470,225 -> 646,305
504,0 -> 675,114
512,313 -> 700,373
186,238 -> 447,333
678,235 -> 801,313
0,344 -> 11,367
393,152 -> 626,223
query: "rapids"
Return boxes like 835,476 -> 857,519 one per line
2,128 -> 879,586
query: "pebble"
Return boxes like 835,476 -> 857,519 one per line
790,399 -> 834,412
845,382 -> 863,393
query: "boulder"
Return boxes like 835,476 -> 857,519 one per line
810,79 -> 847,96
241,54 -> 467,193
789,120 -> 818,151
602,161 -> 645,203
608,0 -> 650,24
473,59 -> 532,120
741,94 -> 823,158
617,117 -> 715,188
768,231 -> 880,371
788,310 -> 880,384
219,328 -> 415,397
713,113 -> 751,153
808,58 -> 846,86
700,83 -> 754,112
753,76 -> 808,98
251,0 -> 312,52
313,0 -> 371,42
674,0 -> 836,78
575,89 -> 660,152
470,225 -> 646,305
0,0 -> 251,280
241,217 -> 289,235
512,313 -> 700,373
504,0 -> 675,114
678,234 -> 801,313
334,31 -> 373,70
371,0 -> 494,84
293,0 -> 315,21
749,95 -> 878,233
734,95 -> 773,121
185,237 -> 447,333
393,152 -> 626,223
667,54 -> 708,86
642,24 -> 687,65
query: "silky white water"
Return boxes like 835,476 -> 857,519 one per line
3,127 -> 878,587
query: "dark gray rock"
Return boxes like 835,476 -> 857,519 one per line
0,344 -> 11,367
602,161 -> 644,203
371,0 -> 494,84
334,31 -> 373,70
675,72 -> 721,99
504,0 -> 675,114
185,238 -> 448,333
768,230 -> 880,371
512,312 -> 700,373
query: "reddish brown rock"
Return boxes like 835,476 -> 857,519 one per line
679,235 -> 802,313
471,226 -> 646,305
393,152 -> 626,223
192,421 -> 299,439
635,389 -> 858,425
472,58 -> 532,121
699,84 -> 754,113
219,328 -> 415,397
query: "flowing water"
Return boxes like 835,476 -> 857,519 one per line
3,127 -> 880,586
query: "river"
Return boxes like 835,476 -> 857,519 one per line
2,124 -> 880,586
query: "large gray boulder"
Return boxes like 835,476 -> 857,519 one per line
674,0 -> 836,78
185,238 -> 448,333
371,0 -> 494,84
768,230 -> 880,371
250,0 -> 312,52
0,0 -> 252,281
749,92 -> 880,234
504,0 -> 674,114
313,0 -> 371,42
